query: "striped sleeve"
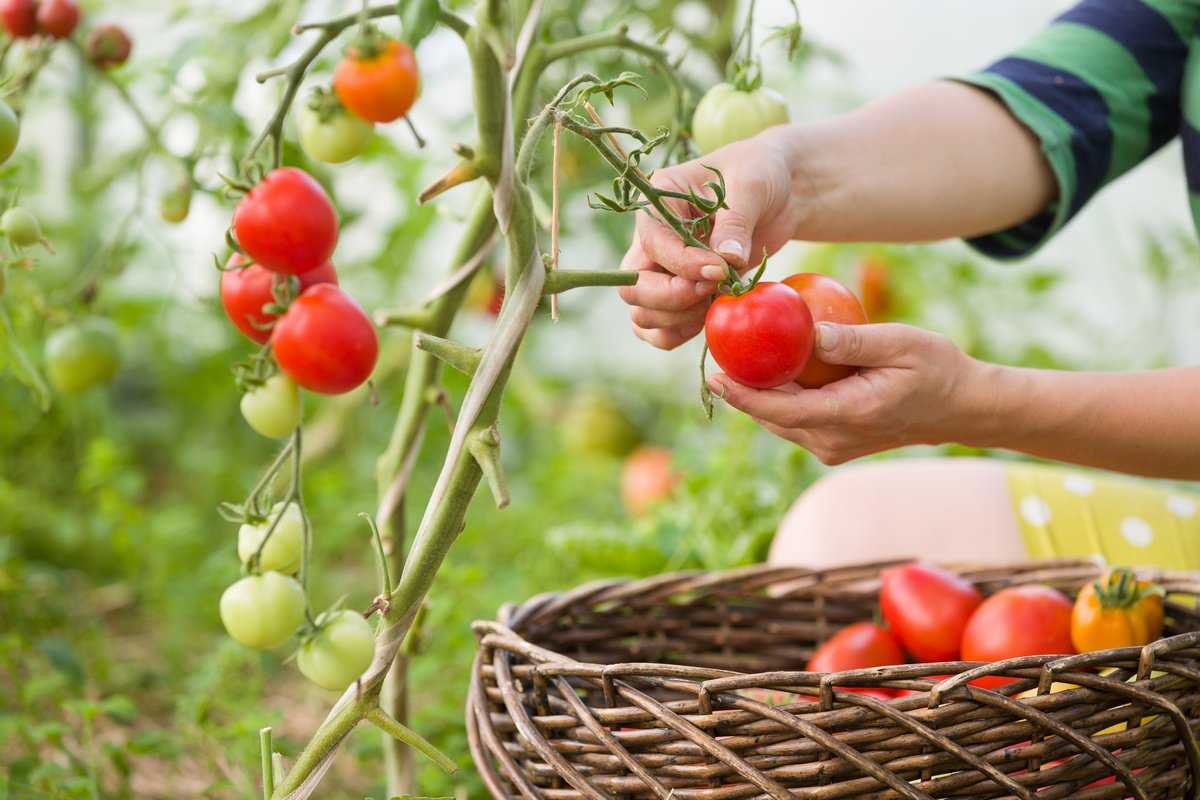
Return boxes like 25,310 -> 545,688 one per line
952,0 -> 1200,260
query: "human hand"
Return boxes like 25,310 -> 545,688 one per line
706,322 -> 990,464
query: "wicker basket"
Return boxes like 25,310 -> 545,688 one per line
467,559 -> 1200,800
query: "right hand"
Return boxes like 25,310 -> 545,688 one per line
618,128 -> 806,350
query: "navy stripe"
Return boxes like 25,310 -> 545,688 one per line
1010,209 -> 1057,241
984,56 -> 1113,218
1056,0 -> 1186,152
1182,123 -> 1200,192
966,235 -> 1030,260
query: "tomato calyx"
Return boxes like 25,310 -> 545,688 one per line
298,601 -> 359,644
717,248 -> 769,297
304,85 -> 347,125
1092,568 -> 1164,610
345,23 -> 392,62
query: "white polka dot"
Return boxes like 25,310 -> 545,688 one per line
1063,475 -> 1095,496
1120,517 -> 1154,548
1020,496 -> 1052,527
1167,495 -> 1197,519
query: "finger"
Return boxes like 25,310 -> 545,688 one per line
707,374 -> 840,428
814,322 -> 931,368
636,211 -> 729,283
708,187 -> 772,272
619,268 -> 714,311
630,304 -> 707,331
632,322 -> 700,351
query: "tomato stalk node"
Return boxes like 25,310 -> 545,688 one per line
468,425 -> 509,509
417,159 -> 482,204
413,332 -> 482,376
364,706 -> 458,774
373,305 -> 436,331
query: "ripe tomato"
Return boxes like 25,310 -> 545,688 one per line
219,571 -> 306,650
232,167 -> 338,275
299,98 -> 374,164
620,446 -> 679,517
560,389 -> 641,458
240,373 -> 301,439
36,0 -> 78,39
220,254 -> 338,344
465,269 -> 504,317
858,257 -> 894,321
704,282 -> 814,389
1,0 -> 37,38
880,564 -> 982,662
0,100 -> 18,166
297,610 -> 376,691
85,23 -> 131,69
272,284 -> 378,395
808,622 -> 905,698
1071,569 -> 1164,653
44,319 -> 120,394
333,39 -> 419,124
238,502 -> 303,575
961,585 -> 1075,687
782,273 -> 868,388
692,83 -> 790,154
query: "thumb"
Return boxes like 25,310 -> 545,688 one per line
708,202 -> 763,272
815,322 -> 918,367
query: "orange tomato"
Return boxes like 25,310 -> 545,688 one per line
857,257 -> 893,321
781,273 -> 868,388
620,447 -> 679,517
333,40 -> 419,123
1071,568 -> 1164,653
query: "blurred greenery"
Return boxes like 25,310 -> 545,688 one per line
2,1 -> 1199,799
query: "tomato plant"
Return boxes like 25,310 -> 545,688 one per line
299,89 -> 374,164
85,23 -> 132,69
297,610 -> 376,692
240,373 -> 302,439
692,82 -> 789,154
705,281 -> 814,389
220,254 -> 338,344
219,571 -> 307,650
0,0 -> 37,39
238,502 -> 304,575
0,100 -> 18,166
620,446 -> 678,517
1071,569 -> 1164,653
880,563 -> 982,662
961,585 -> 1075,686
232,167 -> 338,275
272,284 -> 378,395
36,0 -> 79,39
333,38 -> 419,124
782,272 -> 868,388
43,319 -> 120,395
807,622 -> 905,699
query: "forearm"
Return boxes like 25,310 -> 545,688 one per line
774,81 -> 1056,243
961,363 -> 1200,479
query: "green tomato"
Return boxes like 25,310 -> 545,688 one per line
560,389 -> 640,458
44,319 -> 120,394
2,206 -> 46,249
159,170 -> 192,223
298,103 -> 374,164
691,83 -> 790,154
240,373 -> 301,438
297,609 -> 375,691
238,502 -> 303,574
219,571 -> 306,650
0,100 -> 18,166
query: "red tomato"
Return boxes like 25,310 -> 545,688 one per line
85,23 -> 132,69
273,284 -> 378,394
858,257 -> 894,321
333,40 -> 419,123
704,282 -> 814,389
880,564 -> 982,663
781,273 -> 868,388
620,447 -> 679,517
1,0 -> 37,38
808,622 -> 905,698
36,0 -> 78,38
960,585 -> 1075,688
233,167 -> 338,275
220,254 -> 338,344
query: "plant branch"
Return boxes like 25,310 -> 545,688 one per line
543,268 -> 636,294
414,332 -> 482,376
365,707 -> 458,774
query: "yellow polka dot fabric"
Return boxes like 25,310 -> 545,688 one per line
1007,464 -> 1200,569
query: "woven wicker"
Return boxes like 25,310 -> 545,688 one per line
467,559 -> 1200,800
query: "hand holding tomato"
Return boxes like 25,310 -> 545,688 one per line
704,281 -> 814,389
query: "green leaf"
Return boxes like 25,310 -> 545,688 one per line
399,0 -> 441,48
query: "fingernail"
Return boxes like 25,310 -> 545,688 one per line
701,264 -> 727,281
695,281 -> 716,295
716,240 -> 744,261
705,376 -> 726,399
817,323 -> 839,352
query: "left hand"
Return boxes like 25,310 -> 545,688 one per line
707,322 -> 988,464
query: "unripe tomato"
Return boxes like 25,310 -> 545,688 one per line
232,167 -> 338,275
240,373 -> 301,439
692,83 -> 789,154
0,100 -> 19,166
297,610 -> 375,691
272,284 -> 378,395
36,0 -> 79,39
961,585 -> 1075,688
219,572 -> 306,650
2,207 -> 47,249
85,23 -> 131,69
620,446 -> 679,517
465,268 -> 503,317
704,282 -> 814,389
782,273 -> 868,388
1,0 -> 37,38
238,502 -> 303,574
880,563 -> 982,663
808,622 -> 905,698
44,318 -> 120,394
298,100 -> 374,164
333,39 -> 419,123
220,254 -> 338,344
159,167 -> 192,224
560,389 -> 641,458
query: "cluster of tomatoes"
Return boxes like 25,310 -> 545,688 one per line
0,0 -> 131,68
705,271 -> 868,390
803,563 -> 1166,699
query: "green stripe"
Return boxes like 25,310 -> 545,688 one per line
1138,0 -> 1200,45
1015,23 -> 1155,181
1183,37 -> 1200,129
1189,192 -> 1200,238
